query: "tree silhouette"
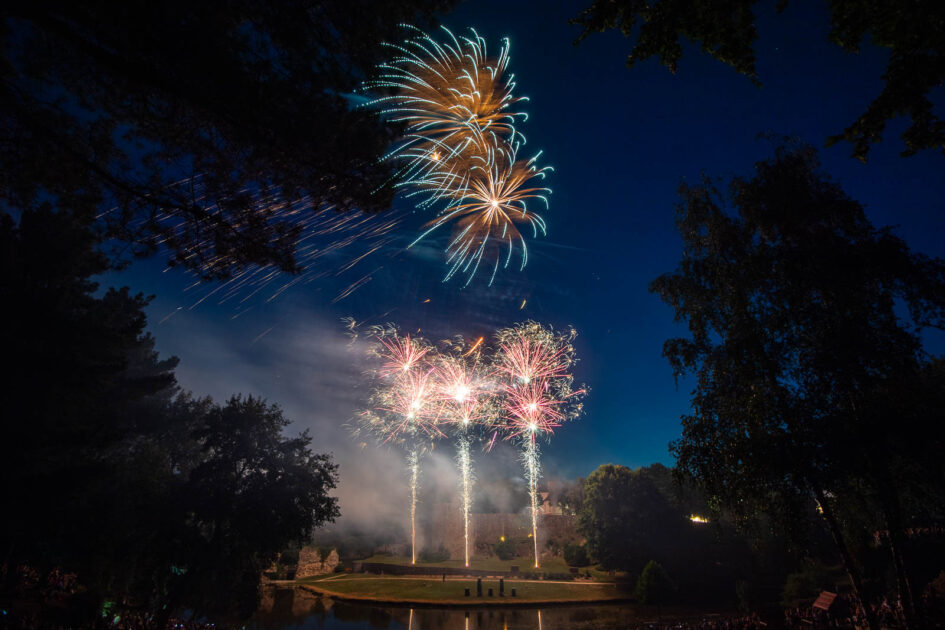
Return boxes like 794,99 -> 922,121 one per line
1,0 -> 453,278
572,0 -> 945,161
651,143 -> 945,629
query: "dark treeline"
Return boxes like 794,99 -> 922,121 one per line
0,208 -> 340,627
568,144 -> 945,629
0,1 -> 453,626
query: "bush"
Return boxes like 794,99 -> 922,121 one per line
635,560 -> 674,605
563,543 -> 591,567
544,572 -> 575,581
494,538 -> 516,560
418,545 -> 450,563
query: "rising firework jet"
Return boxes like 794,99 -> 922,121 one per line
354,321 -> 584,569
431,340 -> 498,566
359,329 -> 442,563
495,321 -> 585,568
367,26 -> 551,285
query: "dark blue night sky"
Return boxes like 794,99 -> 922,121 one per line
111,0 -> 945,495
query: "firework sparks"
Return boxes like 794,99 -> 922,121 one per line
368,26 -> 526,195
431,344 -> 498,566
367,26 -> 552,285
495,321 -> 575,386
354,322 -> 584,569
524,438 -> 541,568
358,329 -> 442,564
376,333 -> 433,378
413,147 -> 551,286
494,321 -> 585,568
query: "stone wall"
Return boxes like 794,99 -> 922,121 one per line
424,503 -> 578,561
295,547 -> 339,578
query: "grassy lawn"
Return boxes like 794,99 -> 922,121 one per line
357,554 -> 616,580
297,575 -> 629,604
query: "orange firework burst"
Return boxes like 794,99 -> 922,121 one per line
415,147 -> 550,285
369,25 -> 525,190
367,26 -> 552,285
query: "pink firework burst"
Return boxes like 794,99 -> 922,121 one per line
496,330 -> 570,386
502,380 -> 565,442
376,334 -> 431,377
378,367 -> 443,441
432,354 -> 496,429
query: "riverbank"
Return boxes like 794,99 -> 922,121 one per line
295,574 -> 631,607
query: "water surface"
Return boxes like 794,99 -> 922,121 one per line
251,587 -> 686,630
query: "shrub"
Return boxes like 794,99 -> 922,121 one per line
493,538 -> 516,560
635,560 -> 674,605
418,545 -> 450,563
563,543 -> 591,567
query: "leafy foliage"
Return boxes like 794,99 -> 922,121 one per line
563,543 -> 591,567
0,208 -> 339,624
650,143 -> 945,626
572,0 -> 945,160
578,464 -> 685,572
418,546 -> 450,563
636,560 -> 675,605
0,0 -> 453,277
493,538 -> 517,560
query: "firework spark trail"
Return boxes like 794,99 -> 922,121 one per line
408,447 -> 420,565
101,176 -> 407,307
524,438 -> 541,569
431,345 -> 496,566
457,434 -> 473,567
494,321 -> 585,568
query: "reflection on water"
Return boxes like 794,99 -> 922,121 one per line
250,587 -> 646,630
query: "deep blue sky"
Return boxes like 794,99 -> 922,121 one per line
113,0 -> 944,500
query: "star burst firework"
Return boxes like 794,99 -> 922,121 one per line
367,26 -> 552,285
495,320 -> 575,387
494,321 -> 585,568
354,321 -> 584,568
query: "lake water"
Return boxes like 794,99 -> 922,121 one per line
250,587 -> 679,630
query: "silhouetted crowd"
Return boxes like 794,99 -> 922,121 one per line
636,613 -> 765,629
0,614 -> 219,630
784,592 -> 945,629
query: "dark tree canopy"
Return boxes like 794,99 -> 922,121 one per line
0,0 -> 452,278
572,0 -> 945,161
0,208 -> 339,624
578,464 -> 685,572
650,144 -> 945,627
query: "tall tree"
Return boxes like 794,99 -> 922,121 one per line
1,0 -> 452,278
650,144 -> 945,628
572,0 -> 945,161
578,464 -> 685,572
0,209 -> 340,625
